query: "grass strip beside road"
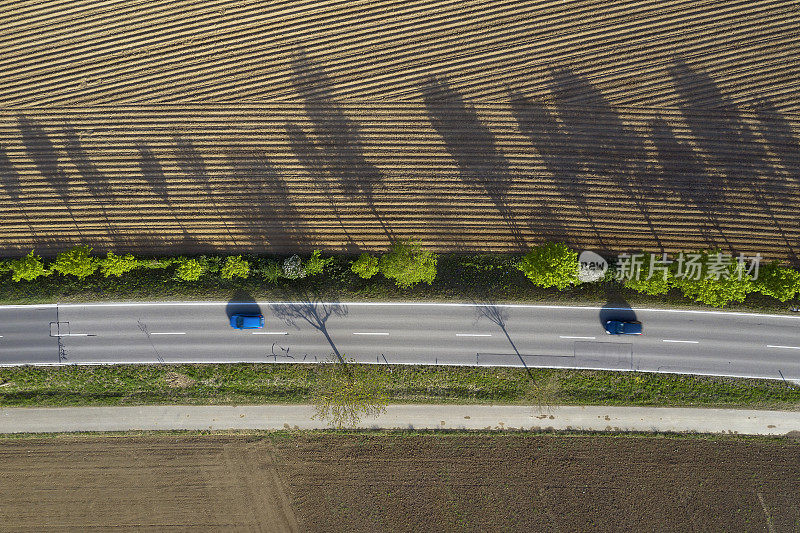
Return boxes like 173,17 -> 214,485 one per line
1,364 -> 799,410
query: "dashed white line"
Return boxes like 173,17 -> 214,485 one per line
251,331 -> 288,335
663,339 -> 700,344
560,336 -> 596,340
55,333 -> 92,337
456,333 -> 492,337
149,332 -> 186,336
767,345 -> 800,350
352,332 -> 390,336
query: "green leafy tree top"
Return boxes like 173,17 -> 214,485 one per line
100,252 -> 140,278
516,243 -> 579,290
670,251 -> 755,307
351,253 -> 379,279
220,255 -> 250,280
311,359 -> 389,428
753,262 -> 800,302
175,258 -> 206,281
51,245 -> 98,279
378,240 -> 438,289
8,251 -> 51,282
622,253 -> 672,296
304,250 -> 334,277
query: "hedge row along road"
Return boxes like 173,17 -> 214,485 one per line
0,1 -> 798,258
4,302 -> 800,381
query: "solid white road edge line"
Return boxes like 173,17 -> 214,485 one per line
352,332 -> 390,335
148,332 -> 186,336
251,332 -> 289,335
766,345 -> 800,350
456,333 -> 492,337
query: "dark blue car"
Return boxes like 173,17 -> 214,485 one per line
230,314 -> 265,330
604,320 -> 642,335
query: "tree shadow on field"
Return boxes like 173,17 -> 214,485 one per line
0,142 -> 39,238
173,131 -> 238,246
270,289 -> 348,364
546,67 -> 663,251
668,58 -> 799,261
287,46 -> 390,243
422,77 -> 524,249
17,115 -> 83,235
227,148 -> 312,252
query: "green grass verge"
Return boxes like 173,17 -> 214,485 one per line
1,363 -> 799,410
0,254 -> 797,314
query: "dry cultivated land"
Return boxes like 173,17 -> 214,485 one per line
0,433 -> 798,531
0,0 -> 797,258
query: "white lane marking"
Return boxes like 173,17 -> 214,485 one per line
45,302 -> 800,321
0,335 -> 3,338
456,333 -> 492,337
663,339 -> 700,344
352,332 -> 390,336
560,335 -> 596,340
55,333 -> 92,337
251,331 -> 289,335
767,345 -> 800,350
149,332 -> 186,336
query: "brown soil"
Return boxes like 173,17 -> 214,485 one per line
0,1 -> 798,259
0,434 -> 798,532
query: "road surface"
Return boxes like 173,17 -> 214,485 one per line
1,404 -> 798,435
1,301 -> 799,380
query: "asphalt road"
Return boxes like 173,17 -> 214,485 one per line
1,302 -> 799,380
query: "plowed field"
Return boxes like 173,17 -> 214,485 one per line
0,0 -> 798,259
0,434 -> 798,531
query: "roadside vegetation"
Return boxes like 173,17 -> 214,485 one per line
0,243 -> 798,312
1,363 -> 799,410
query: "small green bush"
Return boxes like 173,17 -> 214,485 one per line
670,251 -> 754,307
220,255 -> 250,280
351,253 -> 379,279
257,260 -> 282,283
516,243 -> 578,290
139,258 -> 176,269
754,262 -> 800,302
623,253 -> 672,296
99,252 -> 140,278
175,258 -> 206,281
378,240 -> 438,289
304,250 -> 333,277
51,245 -> 98,279
282,254 -> 306,279
8,251 -> 51,282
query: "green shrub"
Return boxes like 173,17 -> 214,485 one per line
670,251 -> 755,307
623,253 -> 672,296
200,256 -> 223,274
175,258 -> 206,281
351,253 -> 379,279
220,256 -> 250,280
282,254 -> 306,279
304,250 -> 333,277
754,262 -> 800,302
99,252 -> 140,278
257,260 -> 282,283
378,240 -> 438,288
516,243 -> 578,289
8,251 -> 51,282
139,258 -> 176,269
51,245 -> 98,279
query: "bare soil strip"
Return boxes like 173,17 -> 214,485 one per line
0,434 -> 797,531
0,0 -> 797,110
0,103 -> 797,258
